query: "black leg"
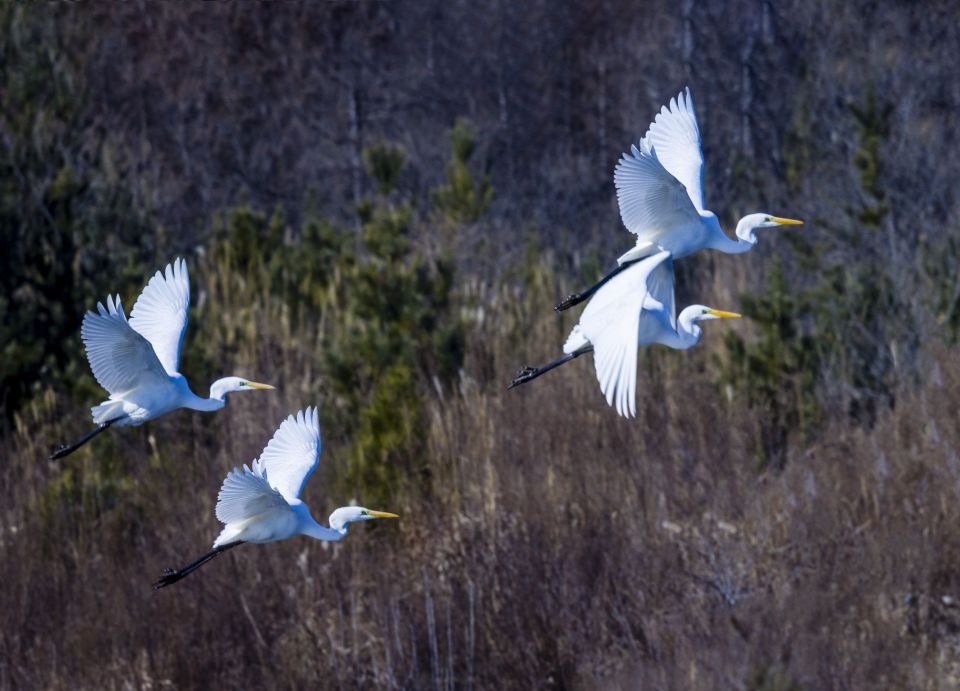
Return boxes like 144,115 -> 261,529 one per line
508,348 -> 591,389
154,542 -> 243,590
49,419 -> 118,460
555,261 -> 636,312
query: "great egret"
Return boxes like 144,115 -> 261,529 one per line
154,406 -> 399,588
555,87 -> 802,312
511,251 -> 740,417
50,258 -> 275,460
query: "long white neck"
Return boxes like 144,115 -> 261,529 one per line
175,380 -> 226,413
182,396 -> 225,413
705,215 -> 754,254
670,313 -> 703,350
298,508 -> 345,542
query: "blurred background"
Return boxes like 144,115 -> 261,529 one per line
2,1 -> 959,688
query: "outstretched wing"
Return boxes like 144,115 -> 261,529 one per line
646,87 -> 705,212
129,258 -> 190,376
643,252 -> 676,329
614,143 -> 701,242
254,407 -> 322,503
215,464 -> 291,524
578,251 -> 673,418
81,294 -> 170,396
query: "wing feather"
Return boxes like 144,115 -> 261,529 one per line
254,407 -> 322,503
215,464 -> 290,524
644,253 -> 676,329
129,258 -> 190,376
614,145 -> 701,241
577,251 -> 673,418
646,87 -> 705,212
81,295 -> 170,396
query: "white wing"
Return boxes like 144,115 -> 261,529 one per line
647,87 -> 705,212
614,144 -> 701,241
578,251 -> 673,418
215,464 -> 290,524
254,407 -> 322,503
129,258 -> 190,376
644,253 -> 676,329
81,294 -> 171,396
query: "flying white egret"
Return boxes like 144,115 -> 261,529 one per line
50,258 -> 275,460
154,406 -> 399,588
555,87 -> 802,312
511,251 -> 740,417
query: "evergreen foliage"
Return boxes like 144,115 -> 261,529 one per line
430,118 -> 493,224
0,5 -> 151,419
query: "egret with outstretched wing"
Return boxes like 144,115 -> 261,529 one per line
512,251 -> 740,417
50,258 -> 275,459
154,407 -> 399,588
555,88 -> 802,311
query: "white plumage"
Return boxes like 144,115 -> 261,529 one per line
129,258 -> 191,376
156,407 -> 399,588
611,87 -> 802,265
515,251 -> 741,418
571,252 -> 679,418
52,258 -> 275,459
252,406 -> 322,504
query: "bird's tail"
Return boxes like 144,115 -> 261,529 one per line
616,240 -> 658,266
213,525 -> 244,549
91,399 -> 126,425
563,325 -> 590,355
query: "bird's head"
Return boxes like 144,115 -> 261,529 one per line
735,213 -> 803,244
209,376 -> 275,401
329,506 -> 400,533
678,305 -> 741,342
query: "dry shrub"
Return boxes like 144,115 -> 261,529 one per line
4,273 -> 960,690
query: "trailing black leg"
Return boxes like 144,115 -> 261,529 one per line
49,419 -> 118,460
154,542 -> 243,590
555,261 -> 636,312
508,347 -> 591,389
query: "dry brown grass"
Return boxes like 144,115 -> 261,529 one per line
4,264 -> 960,690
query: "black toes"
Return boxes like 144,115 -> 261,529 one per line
508,367 -> 538,389
555,294 -> 581,312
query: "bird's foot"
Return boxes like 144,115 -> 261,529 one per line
555,293 -> 584,312
48,445 -> 69,461
154,568 -> 180,590
508,366 -> 539,389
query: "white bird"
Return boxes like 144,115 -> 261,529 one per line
50,258 -> 275,459
511,251 -> 740,417
555,87 -> 802,312
154,406 -> 399,588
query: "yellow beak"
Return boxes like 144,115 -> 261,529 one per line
706,309 -> 742,319
246,381 -> 276,390
770,216 -> 804,226
367,510 -> 400,519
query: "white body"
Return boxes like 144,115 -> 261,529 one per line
212,407 -> 397,549
613,88 -> 800,265
564,251 -> 738,418
80,258 -> 269,428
